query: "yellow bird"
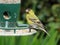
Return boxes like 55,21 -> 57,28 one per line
25,9 -> 50,36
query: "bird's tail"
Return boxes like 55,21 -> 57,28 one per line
32,27 -> 50,36
39,27 -> 50,36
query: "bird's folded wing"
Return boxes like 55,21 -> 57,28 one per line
29,18 -> 45,29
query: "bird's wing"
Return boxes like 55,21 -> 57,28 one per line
29,18 -> 50,36
29,17 -> 44,29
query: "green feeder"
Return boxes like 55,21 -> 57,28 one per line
0,0 -> 29,33
0,0 -> 36,36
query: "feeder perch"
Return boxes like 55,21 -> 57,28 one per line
0,0 -> 36,36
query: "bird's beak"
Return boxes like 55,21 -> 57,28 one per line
25,9 -> 29,13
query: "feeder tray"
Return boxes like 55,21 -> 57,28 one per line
0,29 -> 37,36
0,23 -> 37,36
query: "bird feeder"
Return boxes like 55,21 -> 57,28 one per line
0,0 -> 36,36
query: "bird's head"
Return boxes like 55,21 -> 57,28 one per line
25,8 -> 30,14
25,8 -> 34,15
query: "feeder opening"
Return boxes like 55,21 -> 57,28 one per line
3,11 -> 11,20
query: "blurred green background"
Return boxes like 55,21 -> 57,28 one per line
0,0 -> 60,45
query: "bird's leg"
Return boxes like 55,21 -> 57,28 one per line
29,25 -> 32,32
29,28 -> 31,32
